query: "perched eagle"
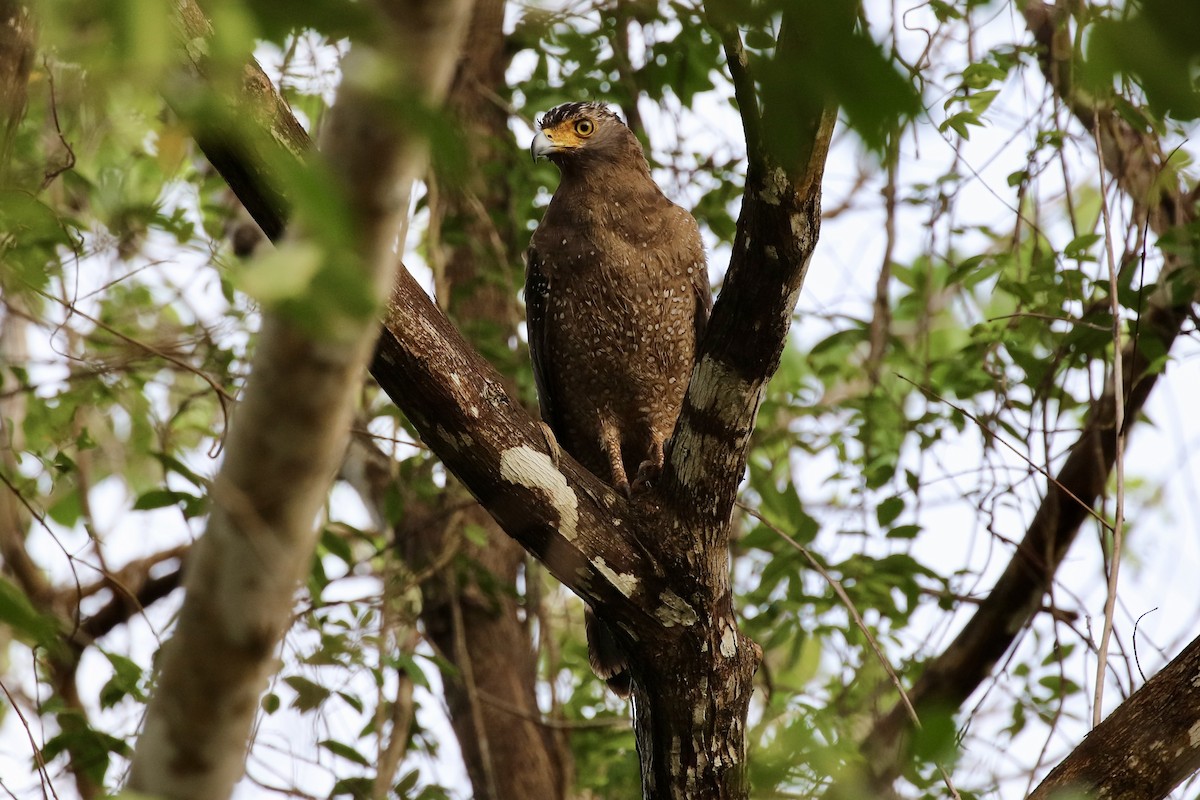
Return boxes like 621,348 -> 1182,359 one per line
526,102 -> 712,695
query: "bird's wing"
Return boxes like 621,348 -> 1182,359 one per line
524,245 -> 560,431
683,214 -> 713,355
692,258 -> 712,352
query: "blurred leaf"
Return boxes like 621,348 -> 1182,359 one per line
1085,0 -> 1200,121
284,675 -> 332,712
0,577 -> 62,650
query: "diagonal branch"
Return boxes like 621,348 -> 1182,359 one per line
1028,632 -> 1200,800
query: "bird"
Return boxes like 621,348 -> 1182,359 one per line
525,102 -> 712,696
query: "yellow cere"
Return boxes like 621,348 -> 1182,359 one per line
542,119 -> 591,149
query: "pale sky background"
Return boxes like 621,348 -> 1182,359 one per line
3,1 -> 1199,798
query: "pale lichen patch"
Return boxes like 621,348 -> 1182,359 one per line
1190,720 -> 1200,748
434,425 -> 457,450
720,625 -> 738,658
760,166 -> 790,206
593,557 -> 639,598
655,589 -> 699,627
499,445 -> 578,540
686,357 -> 765,434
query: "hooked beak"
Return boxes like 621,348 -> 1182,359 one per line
530,130 -> 555,162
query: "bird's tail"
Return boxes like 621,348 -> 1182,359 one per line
585,606 -> 632,697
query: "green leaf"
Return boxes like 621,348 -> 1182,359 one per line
47,487 -> 84,527
875,496 -> 904,527
320,738 -> 370,767
331,777 -> 374,799
320,526 -> 354,566
1064,233 -> 1103,260
0,576 -> 62,649
237,242 -> 324,304
886,524 -> 921,540
284,675 -> 332,712
99,651 -> 146,708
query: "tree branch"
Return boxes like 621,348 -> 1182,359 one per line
127,2 -> 473,797
662,8 -> 837,533
1028,633 -> 1200,800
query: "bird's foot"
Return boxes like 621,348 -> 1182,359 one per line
614,478 -> 632,498
630,459 -> 662,494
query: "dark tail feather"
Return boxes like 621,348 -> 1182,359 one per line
585,606 -> 631,697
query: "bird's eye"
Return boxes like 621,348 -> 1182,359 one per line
574,119 -> 595,137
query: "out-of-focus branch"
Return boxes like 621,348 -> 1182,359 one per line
126,3 -> 474,797
0,0 -> 32,175
76,561 -> 186,644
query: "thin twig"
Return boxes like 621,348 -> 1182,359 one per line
738,502 -> 919,724
1091,120 -> 1127,727
1131,607 -> 1158,683
41,56 -> 76,190
32,286 -> 235,419
895,374 -> 1114,533
712,23 -> 762,171
0,678 -> 59,800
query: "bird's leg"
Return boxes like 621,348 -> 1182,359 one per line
538,421 -> 561,467
631,433 -> 665,493
599,419 -> 631,496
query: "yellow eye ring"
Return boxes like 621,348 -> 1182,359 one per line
574,119 -> 595,137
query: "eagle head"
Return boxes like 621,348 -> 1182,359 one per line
530,102 -> 629,164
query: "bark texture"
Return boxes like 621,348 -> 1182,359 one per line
1028,633 -> 1200,800
125,2 -> 472,798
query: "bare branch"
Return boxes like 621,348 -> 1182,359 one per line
662,9 -> 837,532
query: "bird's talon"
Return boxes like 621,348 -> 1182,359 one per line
631,459 -> 662,494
